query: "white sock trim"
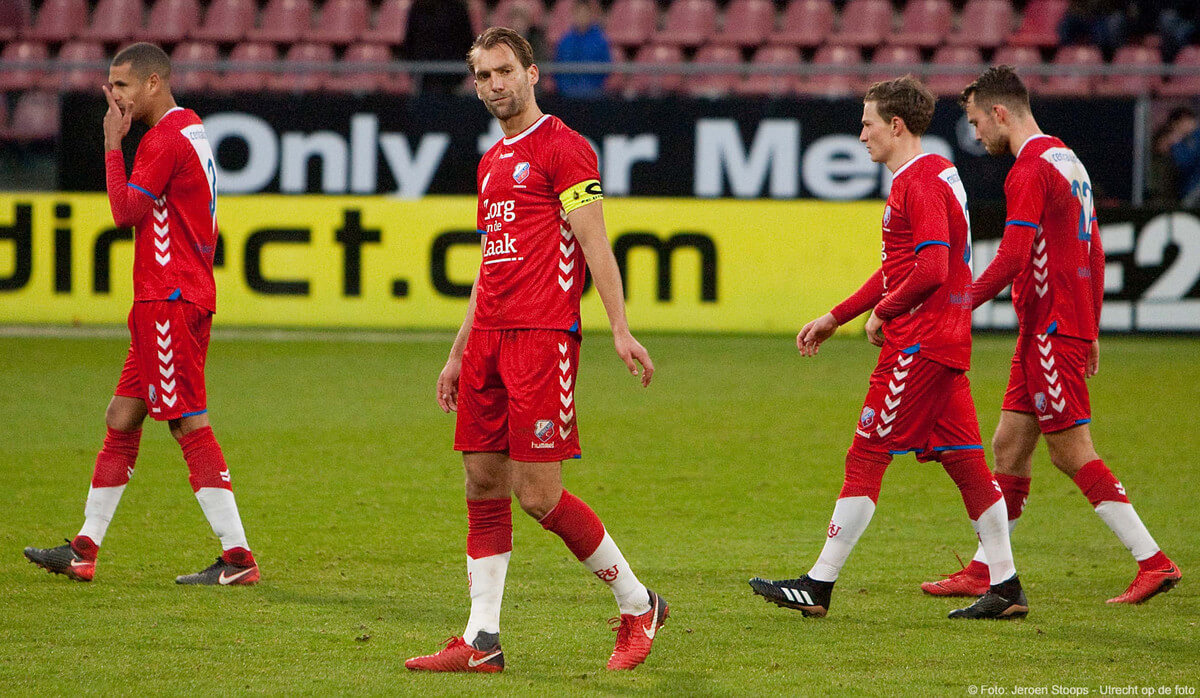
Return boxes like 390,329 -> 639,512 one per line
194,487 -> 249,551
464,551 -> 511,642
582,531 -> 650,615
79,485 -> 126,547
808,496 -> 876,583
973,499 -> 1016,585
1094,501 -> 1160,561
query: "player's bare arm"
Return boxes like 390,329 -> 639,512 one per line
569,201 -> 654,387
438,254 -> 482,414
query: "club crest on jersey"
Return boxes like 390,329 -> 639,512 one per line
882,205 -> 892,227
1034,392 -> 1047,413
534,419 -> 554,442
513,162 -> 530,184
859,406 -> 876,428
148,384 -> 158,404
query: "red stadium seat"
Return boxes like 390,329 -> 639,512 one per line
686,42 -> 741,97
7,90 -> 59,142
656,0 -> 717,48
217,42 -> 278,92
991,45 -> 1045,91
361,0 -> 411,46
267,41 -> 333,92
736,44 -> 801,96
946,0 -> 1013,49
331,43 -> 412,94
867,44 -> 920,86
247,0 -> 314,43
492,0 -> 544,27
770,0 -> 833,49
717,0 -> 776,48
57,40 -> 107,92
0,0 -> 31,42
800,44 -> 863,96
193,0 -> 255,42
1159,46 -> 1200,98
468,0 -> 486,35
889,0 -> 952,49
1008,0 -> 1067,48
0,40 -> 48,91
606,0 -> 657,50
25,0 -> 87,42
546,0 -> 576,44
925,45 -> 982,97
1041,45 -> 1102,96
308,0 -> 369,44
171,41 -> 218,93
82,0 -> 144,43
138,0 -> 201,44
828,0 -> 893,49
624,43 -> 683,96
1096,44 -> 1162,96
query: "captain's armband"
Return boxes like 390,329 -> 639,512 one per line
559,179 -> 603,215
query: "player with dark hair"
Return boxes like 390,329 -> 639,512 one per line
24,42 -> 259,586
404,27 -> 665,673
921,66 -> 1180,604
750,75 -> 1028,620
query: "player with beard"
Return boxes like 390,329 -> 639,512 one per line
404,28 -> 666,673
920,66 -> 1181,604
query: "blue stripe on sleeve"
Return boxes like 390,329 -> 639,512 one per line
914,240 -> 950,253
127,182 -> 158,200
1005,220 -> 1040,229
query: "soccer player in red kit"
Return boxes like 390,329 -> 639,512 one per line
24,43 -> 258,586
750,76 -> 1028,620
920,66 -> 1180,604
404,28 -> 665,673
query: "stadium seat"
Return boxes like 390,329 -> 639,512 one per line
686,42 -> 742,97
656,0 -> 717,48
867,44 -> 921,86
216,41 -> 278,92
946,0 -> 1013,49
601,45 -> 627,94
925,45 -> 982,97
332,43 -> 412,94
492,0 -> 544,27
57,40 -> 107,92
0,0 -> 30,42
468,0 -> 486,35
171,41 -> 218,93
247,0 -> 314,43
307,0 -> 369,44
735,43 -> 802,96
0,40 -> 48,91
138,0 -> 201,44
991,45 -> 1044,91
25,0 -> 87,42
193,0 -> 256,42
829,0 -> 893,49
770,0 -> 833,49
624,43 -> 683,96
1041,44 -> 1102,96
889,0 -> 952,49
1096,44 -> 1162,96
606,0 -> 658,50
1008,0 -> 1067,48
267,41 -> 333,92
546,0 -> 576,44
81,0 -> 144,43
1157,45 -> 1200,97
800,44 -> 863,96
717,0 -> 776,48
361,0 -> 410,46
7,90 -> 59,142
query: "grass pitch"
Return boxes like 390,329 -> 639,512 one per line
0,330 -> 1196,696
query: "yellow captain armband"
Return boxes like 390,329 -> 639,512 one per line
559,179 -> 604,215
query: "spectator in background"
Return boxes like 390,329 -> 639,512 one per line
1058,0 -> 1127,60
1161,107 -> 1200,208
1148,118 -> 1182,207
554,1 -> 612,98
507,4 -> 550,63
1129,0 -> 1198,62
403,0 -> 476,94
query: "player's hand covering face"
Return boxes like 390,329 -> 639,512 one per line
473,45 -> 537,121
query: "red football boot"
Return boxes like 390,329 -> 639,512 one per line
1108,559 -> 1182,604
921,560 -> 990,597
606,590 -> 669,671
405,636 -> 504,673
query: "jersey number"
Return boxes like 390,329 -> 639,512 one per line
1071,179 -> 1093,243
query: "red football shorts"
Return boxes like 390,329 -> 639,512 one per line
114,300 -> 212,421
851,346 -> 983,462
1002,332 -> 1092,433
455,328 -> 582,463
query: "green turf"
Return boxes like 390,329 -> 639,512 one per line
1,331 -> 1196,696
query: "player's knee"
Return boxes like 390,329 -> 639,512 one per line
104,401 -> 142,432
513,485 -> 558,520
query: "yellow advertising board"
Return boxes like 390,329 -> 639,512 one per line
0,194 -> 882,332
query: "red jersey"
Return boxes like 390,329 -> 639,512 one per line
879,153 -> 974,371
473,114 -> 601,332
1003,135 -> 1101,339
121,108 -> 219,312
